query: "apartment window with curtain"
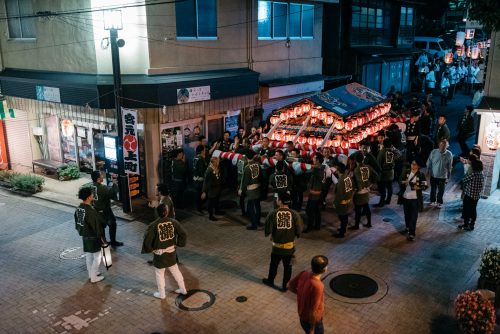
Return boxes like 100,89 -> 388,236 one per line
176,0 -> 217,39
258,1 -> 314,40
6,0 -> 36,39
400,6 -> 413,26
350,0 -> 391,46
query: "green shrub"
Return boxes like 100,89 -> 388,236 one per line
57,165 -> 81,181
0,170 -> 18,182
10,174 -> 45,193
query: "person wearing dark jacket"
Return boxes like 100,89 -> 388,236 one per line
262,192 -> 303,292
193,145 -> 208,213
202,157 -> 223,221
75,187 -> 105,283
89,170 -> 122,247
240,152 -> 262,230
349,153 -> 379,229
142,203 -> 187,299
457,105 -> 475,157
375,139 -> 401,207
333,161 -> 354,238
304,154 -> 325,232
434,115 -> 450,146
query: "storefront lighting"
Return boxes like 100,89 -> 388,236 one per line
471,46 -> 480,59
456,31 -> 465,46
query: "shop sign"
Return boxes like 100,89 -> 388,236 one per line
0,121 -> 8,170
61,119 -> 75,137
122,108 -> 140,175
177,86 -> 211,104
36,85 -> 61,103
225,110 -> 240,139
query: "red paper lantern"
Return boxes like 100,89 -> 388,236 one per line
334,119 -> 344,130
345,120 -> 353,131
302,104 -> 311,113
307,137 -> 315,145
325,115 -> 334,125
456,46 -> 464,56
316,137 -> 323,146
280,112 -> 287,121
333,139 -> 341,147
294,106 -> 301,116
298,136 -> 306,145
340,141 -> 349,149
270,133 -> 276,140
311,117 -> 318,124
270,115 -> 279,125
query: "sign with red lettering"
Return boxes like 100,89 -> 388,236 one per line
122,108 -> 140,175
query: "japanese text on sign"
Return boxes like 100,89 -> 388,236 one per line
122,108 -> 140,175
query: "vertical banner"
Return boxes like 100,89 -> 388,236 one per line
0,121 -> 8,170
121,108 -> 141,199
121,108 -> 140,175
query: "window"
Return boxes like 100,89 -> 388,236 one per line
6,0 -> 36,39
400,6 -> 413,26
176,0 -> 217,39
258,1 -> 314,40
352,5 -> 383,29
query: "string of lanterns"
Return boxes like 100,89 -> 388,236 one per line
449,28 -> 490,64
267,101 -> 392,149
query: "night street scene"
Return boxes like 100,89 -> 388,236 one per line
1,0 -> 500,333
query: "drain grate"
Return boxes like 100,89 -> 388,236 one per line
330,274 -> 378,299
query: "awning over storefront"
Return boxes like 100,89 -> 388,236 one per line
308,82 -> 386,118
0,68 -> 259,109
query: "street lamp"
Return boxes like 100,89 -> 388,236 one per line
104,9 -> 131,213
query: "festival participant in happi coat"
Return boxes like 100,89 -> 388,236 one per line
270,160 -> 293,206
262,192 -> 303,292
304,154 -> 325,232
334,161 -> 354,238
376,139 -> 401,207
89,170 -> 123,247
349,153 -> 379,230
239,152 -> 262,230
75,187 -> 106,283
142,203 -> 187,299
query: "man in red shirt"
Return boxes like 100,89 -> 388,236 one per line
288,255 -> 329,334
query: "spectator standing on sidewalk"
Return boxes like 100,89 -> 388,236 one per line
457,106 -> 475,157
426,139 -> 453,209
400,160 -> 428,241
458,159 -> 484,232
262,192 -> 303,292
142,203 -> 187,299
288,255 -> 329,334
75,187 -> 105,283
90,170 -> 123,247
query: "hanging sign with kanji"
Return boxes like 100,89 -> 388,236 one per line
122,108 -> 140,175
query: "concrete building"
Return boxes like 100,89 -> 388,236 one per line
0,0 -> 329,202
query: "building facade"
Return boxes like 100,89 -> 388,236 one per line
0,0 -> 329,200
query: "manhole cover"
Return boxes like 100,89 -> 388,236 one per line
60,247 -> 85,260
330,274 -> 378,298
175,289 -> 215,311
235,296 -> 247,303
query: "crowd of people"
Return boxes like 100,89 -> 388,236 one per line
73,89 -> 486,334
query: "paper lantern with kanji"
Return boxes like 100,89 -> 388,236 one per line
325,115 -> 334,125
334,119 -> 344,130
317,111 -> 326,121
345,120 -> 354,131
333,138 -> 341,147
270,115 -> 280,125
456,46 -> 464,56
444,53 -> 453,64
302,103 -> 311,113
307,137 -> 315,145
298,136 -> 307,145
340,141 -> 349,149
311,108 -> 318,118
280,113 -> 287,121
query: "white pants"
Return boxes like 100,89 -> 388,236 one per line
154,264 -> 186,298
85,251 -> 102,281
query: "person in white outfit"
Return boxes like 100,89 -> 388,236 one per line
440,72 -> 451,106
425,65 -> 436,93
142,203 -> 188,299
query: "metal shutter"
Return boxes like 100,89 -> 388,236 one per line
5,110 -> 33,172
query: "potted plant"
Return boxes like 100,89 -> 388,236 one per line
57,165 -> 81,181
455,290 -> 496,334
478,246 -> 500,307
9,173 -> 45,194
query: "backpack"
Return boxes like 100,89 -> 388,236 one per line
74,207 -> 86,236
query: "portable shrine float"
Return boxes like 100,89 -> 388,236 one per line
264,82 -> 392,154
213,83 -> 393,174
